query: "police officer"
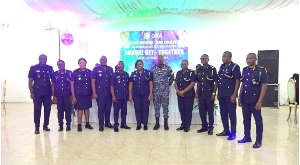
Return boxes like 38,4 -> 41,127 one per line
70,58 -> 93,132
196,54 -> 218,135
91,55 -> 114,132
51,60 -> 72,131
174,60 -> 196,132
129,60 -> 153,130
151,55 -> 174,130
238,53 -> 267,148
110,61 -> 131,132
216,51 -> 241,140
28,54 -> 53,134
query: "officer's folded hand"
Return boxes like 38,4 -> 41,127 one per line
255,101 -> 262,110
177,90 -> 184,97
72,97 -> 77,104
128,96 -> 133,102
53,96 -> 58,103
230,95 -> 236,103
195,94 -> 198,100
112,96 -> 117,102
147,94 -> 152,102
92,93 -> 98,99
238,99 -> 242,107
30,93 -> 36,100
210,95 -> 215,100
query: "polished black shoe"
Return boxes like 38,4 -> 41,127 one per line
78,124 -> 82,132
153,123 -> 160,130
176,126 -> 184,131
238,137 -> 252,143
184,127 -> 190,132
144,125 -> 148,130
164,118 -> 169,131
114,127 -> 119,132
58,126 -> 63,132
43,126 -> 50,131
208,130 -> 213,135
197,128 -> 208,133
253,141 -> 262,148
227,134 -> 236,140
105,123 -> 113,128
121,124 -> 131,129
216,131 -> 230,136
34,128 -> 40,134
66,126 -> 71,131
136,124 -> 141,130
85,123 -> 93,130
99,126 -> 104,132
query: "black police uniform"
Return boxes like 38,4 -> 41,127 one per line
91,65 -> 114,127
51,70 -> 72,128
196,65 -> 219,131
28,64 -> 54,129
175,69 -> 196,129
240,65 -> 267,143
218,62 -> 241,134
110,70 -> 129,127
71,68 -> 92,109
129,69 -> 153,126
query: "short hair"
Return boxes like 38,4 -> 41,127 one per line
135,60 -> 143,68
182,60 -> 188,64
78,58 -> 87,64
248,53 -> 257,58
119,61 -> 124,64
57,59 -> 65,65
224,51 -> 232,57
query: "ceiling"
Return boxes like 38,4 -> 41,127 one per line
6,0 -> 300,19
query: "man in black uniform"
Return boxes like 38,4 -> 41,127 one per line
28,54 -> 54,134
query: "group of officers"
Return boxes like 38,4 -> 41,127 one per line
28,51 -> 267,149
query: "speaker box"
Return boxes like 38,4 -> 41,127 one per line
262,84 -> 279,108
257,50 -> 279,84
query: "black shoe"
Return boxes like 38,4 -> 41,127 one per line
144,125 -> 148,130
197,128 -> 208,133
253,141 -> 262,148
99,126 -> 104,132
120,124 -> 131,129
114,127 -> 119,132
176,126 -> 184,131
184,127 -> 190,132
238,137 -> 252,143
227,134 -> 236,140
136,124 -> 141,130
164,118 -> 169,131
66,126 -> 71,131
153,117 -> 160,130
78,124 -> 82,132
35,128 -> 40,134
58,126 -> 63,132
216,131 -> 230,136
43,126 -> 50,131
105,123 -> 113,128
85,123 -> 93,130
208,130 -> 213,135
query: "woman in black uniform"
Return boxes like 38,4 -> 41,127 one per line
70,58 -> 93,132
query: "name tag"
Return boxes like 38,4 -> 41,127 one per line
36,70 -> 40,72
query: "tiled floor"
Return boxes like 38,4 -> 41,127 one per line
1,103 -> 299,165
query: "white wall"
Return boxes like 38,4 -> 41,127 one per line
1,5 -> 299,105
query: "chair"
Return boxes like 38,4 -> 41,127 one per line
287,78 -> 298,123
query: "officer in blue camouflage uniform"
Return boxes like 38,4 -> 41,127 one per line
238,53 -> 267,148
91,55 -> 114,132
28,54 -> 54,134
51,60 -> 72,132
174,60 -> 196,132
216,51 -> 241,140
151,55 -> 174,130
129,60 -> 153,130
196,54 -> 219,135
110,61 -> 131,132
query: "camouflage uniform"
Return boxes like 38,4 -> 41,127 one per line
151,64 -> 174,118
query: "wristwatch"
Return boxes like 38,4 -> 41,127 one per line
212,93 -> 216,96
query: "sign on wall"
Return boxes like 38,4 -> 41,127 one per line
120,30 -> 188,73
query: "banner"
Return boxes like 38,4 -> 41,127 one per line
120,30 -> 188,73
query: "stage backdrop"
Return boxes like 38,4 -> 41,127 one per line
120,30 -> 188,73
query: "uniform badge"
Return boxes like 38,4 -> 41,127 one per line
37,74 -> 40,78
99,74 -> 102,77
36,70 -> 40,72
78,74 -> 81,80
252,79 -> 257,84
117,76 -> 120,78
118,80 -> 120,83
55,76 -> 58,80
